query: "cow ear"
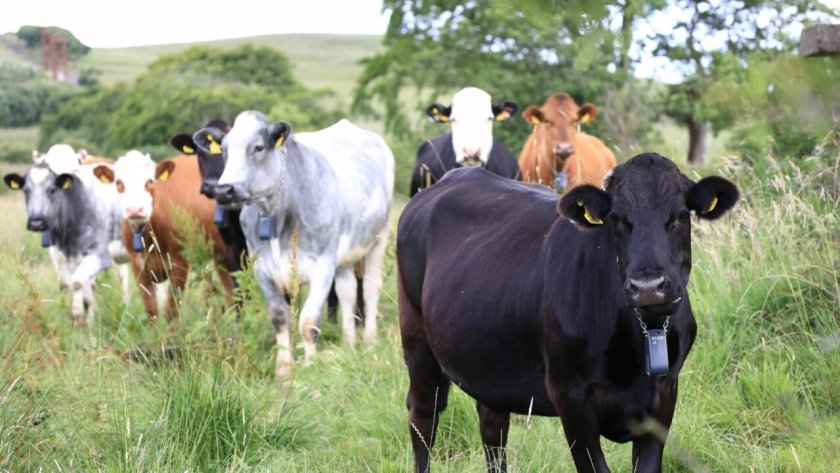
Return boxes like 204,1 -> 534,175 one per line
192,127 -> 225,156
686,176 -> 739,220
558,184 -> 612,229
155,160 -> 176,181
426,103 -> 452,123
55,174 -> 74,191
522,106 -> 545,126
269,121 -> 292,150
170,134 -> 197,155
92,165 -> 115,184
4,173 -> 25,190
492,100 -> 518,122
578,104 -> 598,125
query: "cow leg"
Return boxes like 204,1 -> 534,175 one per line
214,264 -> 236,314
256,264 -> 293,379
132,257 -> 158,319
556,405 -> 610,473
298,262 -> 334,363
116,263 -> 131,305
361,231 -> 388,345
354,260 -> 366,324
477,402 -> 510,473
164,258 -> 189,321
326,282 -> 339,323
70,255 -> 105,326
400,280 -> 450,473
632,380 -> 678,473
333,266 -> 359,347
49,246 -> 71,291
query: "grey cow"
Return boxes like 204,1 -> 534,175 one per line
195,112 -> 394,379
4,160 -> 128,325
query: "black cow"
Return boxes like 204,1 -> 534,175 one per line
397,153 -> 739,472
171,119 -> 249,316
410,132 -> 521,197
410,86 -> 520,197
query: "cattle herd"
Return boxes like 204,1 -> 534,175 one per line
3,86 -> 739,473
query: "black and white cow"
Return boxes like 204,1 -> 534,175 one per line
4,147 -> 128,325
194,112 -> 394,379
410,86 -> 520,196
397,153 -> 739,472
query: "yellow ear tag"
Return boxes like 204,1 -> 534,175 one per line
10,180 -> 20,190
275,136 -> 285,149
529,115 -> 541,126
182,145 -> 195,154
62,179 -> 72,190
580,113 -> 591,125
577,200 -> 603,225
495,111 -> 510,122
705,195 -> 718,213
99,175 -> 110,184
158,170 -> 170,181
209,141 -> 221,155
437,114 -> 450,123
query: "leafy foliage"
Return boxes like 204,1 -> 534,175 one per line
39,44 -> 344,158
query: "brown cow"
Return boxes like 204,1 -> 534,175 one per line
93,151 -> 234,319
518,93 -> 617,191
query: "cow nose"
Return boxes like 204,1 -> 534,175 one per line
126,207 -> 146,219
463,147 -> 481,159
627,275 -> 669,307
201,180 -> 216,198
27,217 -> 46,231
554,144 -> 574,158
214,185 -> 236,204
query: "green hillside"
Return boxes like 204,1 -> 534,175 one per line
77,34 -> 383,96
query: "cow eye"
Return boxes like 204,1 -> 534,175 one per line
667,211 -> 690,230
116,180 -> 125,193
144,179 -> 153,192
254,144 -> 264,152
613,216 -> 632,234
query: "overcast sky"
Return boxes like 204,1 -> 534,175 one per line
0,0 -> 391,48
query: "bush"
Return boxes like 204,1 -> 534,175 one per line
16,25 -> 90,58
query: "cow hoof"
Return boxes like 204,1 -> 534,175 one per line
275,349 -> 293,380
363,331 -> 377,346
343,332 -> 358,348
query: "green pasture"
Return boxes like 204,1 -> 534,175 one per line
0,148 -> 838,471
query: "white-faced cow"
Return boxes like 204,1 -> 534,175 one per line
93,151 -> 235,319
197,112 -> 394,379
4,146 -> 129,325
397,153 -> 739,472
410,87 -> 520,196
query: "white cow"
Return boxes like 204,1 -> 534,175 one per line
4,145 -> 129,325
195,112 -> 394,379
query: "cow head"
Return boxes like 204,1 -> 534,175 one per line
427,87 -> 516,167
558,153 -> 739,321
211,111 -> 290,206
170,118 -> 231,198
93,151 -> 172,229
4,163 -> 77,232
522,93 -> 598,172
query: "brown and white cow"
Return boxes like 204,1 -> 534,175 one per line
93,151 -> 235,319
518,93 -> 617,192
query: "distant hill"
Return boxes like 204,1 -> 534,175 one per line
76,34 -> 383,95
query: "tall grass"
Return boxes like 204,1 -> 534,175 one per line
0,142 -> 838,471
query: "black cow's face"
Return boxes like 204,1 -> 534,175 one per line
559,153 -> 739,319
170,119 -> 230,198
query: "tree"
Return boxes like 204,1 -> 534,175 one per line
353,0 -> 623,153
643,0 -> 833,163
16,25 -> 90,58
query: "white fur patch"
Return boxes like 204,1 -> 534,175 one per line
449,87 -> 495,165
29,166 -> 50,184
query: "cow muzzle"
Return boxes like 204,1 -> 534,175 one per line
553,144 -> 574,159
200,179 -> 217,198
214,184 -> 237,204
26,217 -> 47,232
626,275 -> 681,313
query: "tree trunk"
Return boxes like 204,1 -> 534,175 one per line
687,120 -> 710,164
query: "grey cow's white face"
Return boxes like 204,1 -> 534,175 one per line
217,112 -> 282,205
23,166 -> 59,227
